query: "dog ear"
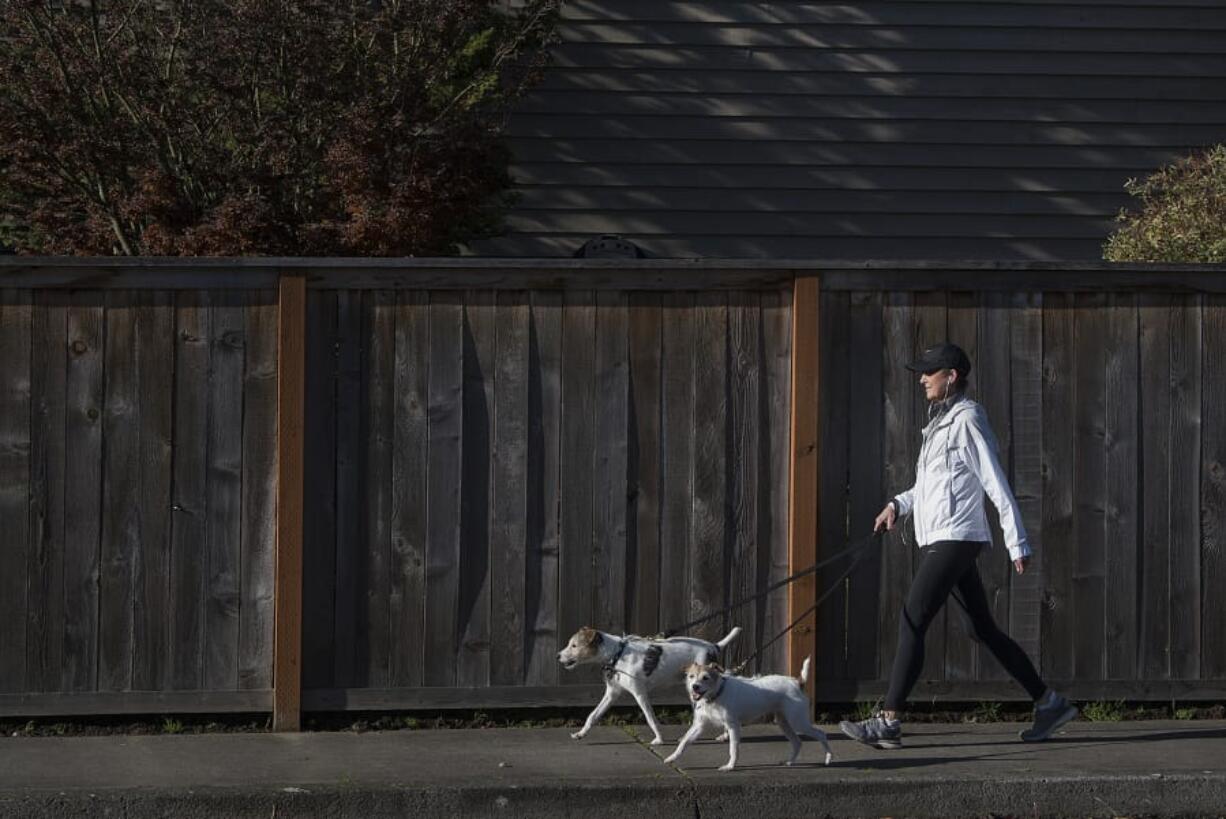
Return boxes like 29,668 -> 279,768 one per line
578,627 -> 601,647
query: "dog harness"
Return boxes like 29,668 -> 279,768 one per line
602,638 -> 629,680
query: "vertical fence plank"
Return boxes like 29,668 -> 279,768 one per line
273,276 -> 305,731
332,292 -> 362,689
1170,295 -> 1202,679
26,293 -> 67,693
847,291 -> 883,681
491,292 -> 529,685
361,291 -> 395,688
977,292 -> 1012,681
1203,295 -> 1226,678
1139,295 -> 1172,680
458,292 -> 495,687
204,294 -> 245,692
594,291 -> 629,633
728,291 -> 761,670
390,291 -> 428,688
425,293 -> 464,687
660,293 -> 695,639
1041,293 -> 1076,681
133,293 -> 174,692
63,295 -> 104,692
788,275 -> 819,700
945,291 -> 978,682
99,294 -> 138,692
240,294 -> 277,691
1009,293 -> 1043,668
628,293 -> 662,636
170,293 -> 209,690
525,292 -> 563,686
816,290 -> 849,682
560,291 -> 596,684
302,291 -> 338,689
762,288 -> 792,674
879,291 -> 914,685
913,291 -> 946,684
1073,293 -> 1107,682
691,292 -> 728,645
0,291 -> 31,693
1105,293 -> 1140,680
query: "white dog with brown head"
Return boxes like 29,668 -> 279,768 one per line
558,626 -> 742,746
664,656 -> 833,771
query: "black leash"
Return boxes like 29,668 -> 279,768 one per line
728,537 -> 875,676
659,530 -> 883,639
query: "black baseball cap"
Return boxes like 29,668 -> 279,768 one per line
905,342 -> 971,376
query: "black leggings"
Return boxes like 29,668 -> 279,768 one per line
883,540 -> 1047,711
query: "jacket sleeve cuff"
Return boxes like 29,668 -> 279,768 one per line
1007,541 -> 1031,561
893,494 -> 913,516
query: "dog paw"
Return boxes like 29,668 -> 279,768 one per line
650,736 -> 664,746
714,732 -> 729,743
570,731 -> 587,740
824,752 -> 833,766
718,762 -> 735,772
663,754 -> 680,765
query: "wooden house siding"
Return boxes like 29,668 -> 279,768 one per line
470,1 -> 1226,260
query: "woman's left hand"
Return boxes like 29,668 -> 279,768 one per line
1013,557 -> 1029,575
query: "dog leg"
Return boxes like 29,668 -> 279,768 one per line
663,719 -> 704,765
778,718 -> 803,766
719,722 -> 742,771
798,721 -> 833,765
573,685 -> 618,740
628,687 -> 666,745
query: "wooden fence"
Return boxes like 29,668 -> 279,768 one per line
1,259 -> 1225,728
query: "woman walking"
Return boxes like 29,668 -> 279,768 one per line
840,342 -> 1078,749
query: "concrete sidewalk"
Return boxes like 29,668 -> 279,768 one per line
2,719 -> 1225,818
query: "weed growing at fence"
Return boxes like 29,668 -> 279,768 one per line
967,701 -> 1003,723
1175,707 -> 1198,720
161,717 -> 185,735
1083,700 -> 1126,722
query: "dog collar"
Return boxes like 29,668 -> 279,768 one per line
701,675 -> 727,703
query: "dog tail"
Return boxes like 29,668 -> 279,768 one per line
715,626 -> 743,651
797,655 -> 812,686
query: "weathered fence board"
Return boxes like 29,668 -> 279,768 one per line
1042,292 -> 1076,681
525,292 -> 563,686
0,292 -> 31,694
628,292 -> 662,637
1104,293 -> 1140,680
1073,293 -> 1108,683
1204,296 -> 1226,679
390,291 -> 429,689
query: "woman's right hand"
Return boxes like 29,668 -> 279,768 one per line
874,502 -> 897,533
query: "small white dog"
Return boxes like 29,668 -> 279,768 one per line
663,656 -> 833,771
558,625 -> 742,746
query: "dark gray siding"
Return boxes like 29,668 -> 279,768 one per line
469,1 -> 1226,260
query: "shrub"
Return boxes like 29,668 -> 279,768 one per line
1103,144 -> 1226,263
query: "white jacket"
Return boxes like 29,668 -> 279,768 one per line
892,395 -> 1031,561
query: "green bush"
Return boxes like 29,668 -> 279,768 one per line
1104,144 -> 1226,263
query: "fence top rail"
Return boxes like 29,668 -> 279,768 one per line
1,256 -> 1225,291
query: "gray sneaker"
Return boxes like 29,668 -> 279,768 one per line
840,712 -> 903,749
1020,694 -> 1078,742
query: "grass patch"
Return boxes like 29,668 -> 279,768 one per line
1083,700 -> 1126,722
161,717 -> 185,735
965,701 -> 1003,723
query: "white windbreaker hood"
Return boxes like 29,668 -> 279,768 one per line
893,395 -> 1031,561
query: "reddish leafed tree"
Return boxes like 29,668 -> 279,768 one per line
0,0 -> 559,255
